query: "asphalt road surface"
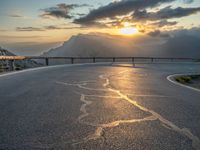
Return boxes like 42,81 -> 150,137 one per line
0,62 -> 200,150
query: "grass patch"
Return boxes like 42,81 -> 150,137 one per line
0,65 -> 3,72
194,59 -> 200,62
175,75 -> 200,89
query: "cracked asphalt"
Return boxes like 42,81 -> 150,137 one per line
0,62 -> 200,150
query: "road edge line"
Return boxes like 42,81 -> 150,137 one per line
167,74 -> 200,92
0,62 -> 110,78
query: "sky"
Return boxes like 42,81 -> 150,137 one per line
0,0 -> 200,55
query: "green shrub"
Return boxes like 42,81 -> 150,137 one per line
175,76 -> 192,83
0,64 -> 3,72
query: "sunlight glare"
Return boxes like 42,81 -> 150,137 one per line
120,27 -> 138,36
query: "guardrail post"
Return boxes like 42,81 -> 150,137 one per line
45,58 -> 49,66
132,57 -> 135,67
93,57 -> 96,63
151,58 -> 154,63
71,58 -> 74,64
113,57 -> 115,62
9,60 -> 15,71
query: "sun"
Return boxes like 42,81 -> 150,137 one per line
120,27 -> 138,36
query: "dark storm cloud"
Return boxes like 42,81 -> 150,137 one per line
74,0 -> 175,25
40,3 -> 90,19
133,6 -> 200,21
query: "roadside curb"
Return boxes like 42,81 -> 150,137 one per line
167,74 -> 200,92
0,62 -> 110,78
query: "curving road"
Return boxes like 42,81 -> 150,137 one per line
0,62 -> 200,150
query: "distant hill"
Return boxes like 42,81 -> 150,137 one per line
42,33 -> 142,57
161,34 -> 200,57
0,48 -> 15,56
42,32 -> 200,58
0,47 -> 40,71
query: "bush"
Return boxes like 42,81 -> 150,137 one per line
0,64 -> 3,72
175,76 -> 192,83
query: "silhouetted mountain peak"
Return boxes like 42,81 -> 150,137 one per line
42,31 -> 200,58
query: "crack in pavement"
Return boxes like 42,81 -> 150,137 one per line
56,69 -> 200,150
56,81 -> 109,92
127,94 -> 172,98
100,71 -> 200,150
71,93 -> 156,146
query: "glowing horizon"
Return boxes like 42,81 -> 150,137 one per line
0,0 -> 200,55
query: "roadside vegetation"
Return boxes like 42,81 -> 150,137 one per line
175,75 -> 200,89
0,64 -> 2,72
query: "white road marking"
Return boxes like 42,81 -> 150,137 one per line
167,74 -> 200,92
0,62 -> 110,78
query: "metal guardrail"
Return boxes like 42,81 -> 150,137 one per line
0,56 -> 200,71
0,56 -> 26,60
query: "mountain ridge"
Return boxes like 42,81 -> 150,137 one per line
42,32 -> 200,58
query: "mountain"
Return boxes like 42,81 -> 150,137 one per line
0,47 -> 40,71
161,34 -> 200,57
42,33 -> 142,57
0,48 -> 15,56
42,32 -> 200,59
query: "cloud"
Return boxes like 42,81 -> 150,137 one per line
148,30 -> 162,37
74,0 -> 175,25
16,25 -> 86,32
0,29 -> 7,32
150,20 -> 177,27
16,27 -> 45,31
133,6 -> 200,21
152,27 -> 200,39
161,32 -> 200,57
9,14 -> 24,18
183,0 -> 194,4
0,35 -> 47,39
8,14 -> 28,19
44,25 -> 86,30
2,42 -> 62,56
40,3 -> 90,19
148,30 -> 170,37
44,25 -> 66,30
